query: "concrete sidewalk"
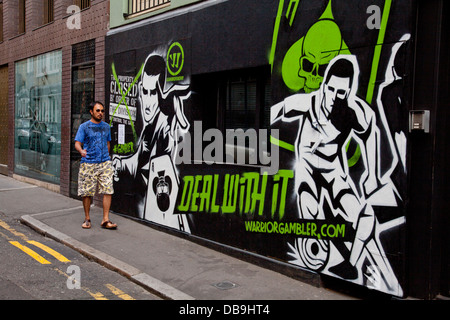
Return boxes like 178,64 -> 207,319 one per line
1,174 -> 356,300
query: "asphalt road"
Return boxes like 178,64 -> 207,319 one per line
0,212 -> 161,300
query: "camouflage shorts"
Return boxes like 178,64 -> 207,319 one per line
77,161 -> 114,197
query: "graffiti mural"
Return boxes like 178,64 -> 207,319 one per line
110,45 -> 192,232
269,0 -> 409,296
272,54 -> 405,296
106,0 -> 413,297
280,0 -> 350,93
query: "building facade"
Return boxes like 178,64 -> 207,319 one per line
0,0 -> 108,196
0,0 -> 448,300
106,0 -> 449,299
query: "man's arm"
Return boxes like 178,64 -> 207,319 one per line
271,93 -> 312,124
75,141 -> 87,158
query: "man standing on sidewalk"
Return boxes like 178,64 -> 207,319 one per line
75,101 -> 117,230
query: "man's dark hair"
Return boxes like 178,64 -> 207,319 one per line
89,101 -> 105,111
142,55 -> 166,87
325,58 -> 354,88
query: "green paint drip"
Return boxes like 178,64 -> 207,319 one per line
270,0 -> 285,73
286,0 -> 300,26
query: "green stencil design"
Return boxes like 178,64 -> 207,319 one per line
110,62 -> 144,143
270,0 -> 392,171
366,0 -> 392,104
281,0 -> 350,93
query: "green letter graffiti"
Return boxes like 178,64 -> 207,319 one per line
271,170 -> 294,219
178,176 -> 194,212
222,174 -> 239,214
199,175 -> 212,212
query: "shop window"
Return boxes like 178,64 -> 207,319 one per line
225,77 -> 257,130
190,66 -> 272,165
14,51 -> 62,184
223,69 -> 271,165
223,68 -> 272,131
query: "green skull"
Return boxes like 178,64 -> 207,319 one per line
298,20 -> 343,93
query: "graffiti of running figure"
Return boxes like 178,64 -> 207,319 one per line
112,54 -> 190,218
271,55 -> 380,279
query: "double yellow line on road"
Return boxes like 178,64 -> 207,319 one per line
0,218 -> 70,264
53,268 -> 135,300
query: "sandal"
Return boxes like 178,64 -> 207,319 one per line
82,219 -> 91,229
101,220 -> 117,229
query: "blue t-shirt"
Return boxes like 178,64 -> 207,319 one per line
75,121 -> 112,163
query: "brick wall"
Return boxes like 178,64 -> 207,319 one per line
0,0 -> 110,196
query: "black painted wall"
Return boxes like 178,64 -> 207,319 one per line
105,0 -> 449,299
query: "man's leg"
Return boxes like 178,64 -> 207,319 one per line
82,196 -> 92,228
79,163 -> 95,229
101,194 -> 114,223
99,161 -> 117,229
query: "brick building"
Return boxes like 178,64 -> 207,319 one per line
0,0 -> 109,197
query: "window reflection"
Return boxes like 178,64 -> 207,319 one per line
14,51 -> 62,184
